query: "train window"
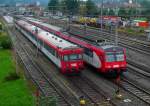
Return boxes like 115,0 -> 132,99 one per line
44,44 -> 56,56
64,55 -> 69,61
106,52 -> 115,62
78,54 -> 82,59
63,54 -> 82,61
70,54 -> 78,60
116,52 -> 124,61
84,48 -> 93,57
106,51 -> 124,62
70,54 -> 82,60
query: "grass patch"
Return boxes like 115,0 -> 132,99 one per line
0,50 -> 34,106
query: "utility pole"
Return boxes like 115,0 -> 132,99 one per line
115,21 -> 118,45
100,0 -> 103,32
115,0 -> 119,46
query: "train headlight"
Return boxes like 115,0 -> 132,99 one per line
71,63 -> 77,67
113,65 -> 119,68
107,66 -> 111,68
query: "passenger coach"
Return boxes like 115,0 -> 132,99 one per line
15,19 -> 84,74
25,17 -> 127,76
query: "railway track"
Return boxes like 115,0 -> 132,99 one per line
120,78 -> 150,105
69,75 -> 114,106
127,59 -> 150,78
7,24 -> 73,106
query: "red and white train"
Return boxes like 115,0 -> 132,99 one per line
15,19 -> 84,74
24,17 -> 127,76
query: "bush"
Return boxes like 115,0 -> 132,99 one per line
0,36 -> 12,49
4,72 -> 20,81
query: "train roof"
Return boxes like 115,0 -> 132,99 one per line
25,17 -> 62,31
18,20 -> 78,49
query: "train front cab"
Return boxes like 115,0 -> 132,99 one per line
60,49 -> 84,74
102,49 -> 127,75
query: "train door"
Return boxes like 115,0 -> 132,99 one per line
55,51 -> 61,68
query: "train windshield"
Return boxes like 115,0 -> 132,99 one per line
106,51 -> 124,62
63,54 -> 82,61
116,51 -> 124,61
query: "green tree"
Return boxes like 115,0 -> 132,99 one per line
86,0 -> 98,16
102,8 -> 109,15
108,9 -> 115,16
48,0 -> 59,13
118,8 -> 127,16
140,0 -> 150,16
59,0 -> 66,14
128,8 -> 136,16
63,0 -> 79,15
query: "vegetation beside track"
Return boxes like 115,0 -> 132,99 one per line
74,22 -> 146,37
118,27 -> 145,36
0,20 -> 34,106
0,21 -> 11,49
